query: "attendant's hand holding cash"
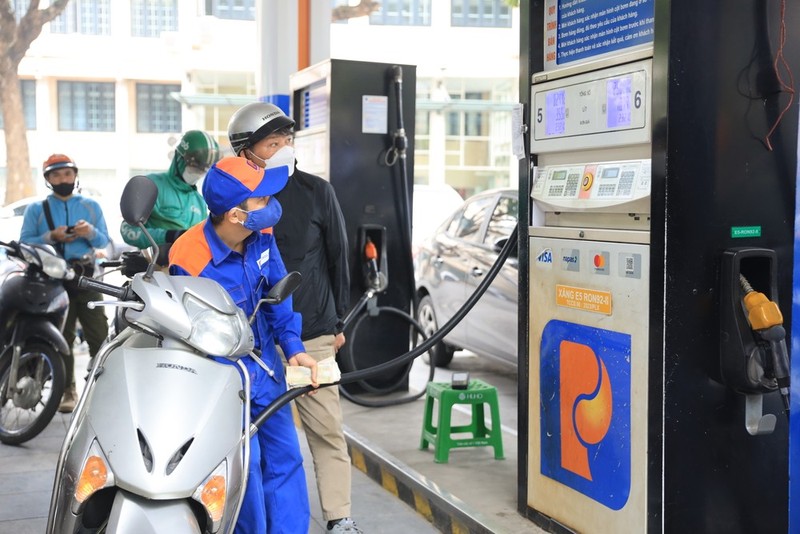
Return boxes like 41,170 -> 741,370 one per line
286,357 -> 341,388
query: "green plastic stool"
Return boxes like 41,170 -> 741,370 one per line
419,379 -> 504,463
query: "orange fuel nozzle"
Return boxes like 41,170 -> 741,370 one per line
364,237 -> 378,262
363,237 -> 385,291
742,290 -> 783,330
739,274 -> 791,412
740,274 -> 783,331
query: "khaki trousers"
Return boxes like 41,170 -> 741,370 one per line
280,335 -> 352,521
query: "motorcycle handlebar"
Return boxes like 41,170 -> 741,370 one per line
78,276 -> 130,300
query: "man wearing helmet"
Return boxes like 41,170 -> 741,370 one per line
19,154 -> 110,413
120,130 -> 220,265
228,103 -> 358,533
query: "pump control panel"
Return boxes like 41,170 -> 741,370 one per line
532,159 -> 651,213
531,59 -> 652,153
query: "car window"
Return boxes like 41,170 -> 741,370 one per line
450,196 -> 495,242
484,196 -> 518,246
445,210 -> 462,236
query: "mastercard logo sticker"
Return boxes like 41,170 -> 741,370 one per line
591,251 -> 610,275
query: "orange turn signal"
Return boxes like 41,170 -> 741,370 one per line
199,475 -> 227,523
75,455 -> 109,503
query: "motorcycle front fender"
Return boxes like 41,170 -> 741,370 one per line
107,490 -> 202,534
17,317 -> 70,356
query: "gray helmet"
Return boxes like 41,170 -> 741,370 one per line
175,130 -> 220,171
227,102 -> 295,156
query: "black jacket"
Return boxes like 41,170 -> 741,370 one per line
273,167 -> 350,341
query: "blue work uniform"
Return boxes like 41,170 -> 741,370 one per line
169,220 -> 309,534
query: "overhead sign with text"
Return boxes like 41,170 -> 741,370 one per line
544,0 -> 655,71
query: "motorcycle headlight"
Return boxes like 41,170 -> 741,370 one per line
21,244 -> 71,279
184,294 -> 249,357
40,252 -> 71,280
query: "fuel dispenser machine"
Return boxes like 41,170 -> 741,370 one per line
528,55 -> 654,534
519,1 -> 798,533
289,59 -> 416,392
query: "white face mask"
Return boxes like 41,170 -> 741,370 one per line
248,145 -> 295,176
182,166 -> 206,186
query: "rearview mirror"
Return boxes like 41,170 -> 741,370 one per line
265,271 -> 302,305
249,271 -> 302,324
120,175 -> 158,226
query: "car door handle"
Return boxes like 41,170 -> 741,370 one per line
471,267 -> 484,277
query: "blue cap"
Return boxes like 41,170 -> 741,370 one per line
202,156 -> 289,216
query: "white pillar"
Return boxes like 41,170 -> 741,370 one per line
428,79 -> 449,186
257,3 -> 297,113
308,0 -> 331,66
256,1 -> 331,112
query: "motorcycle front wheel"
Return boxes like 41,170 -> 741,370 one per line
0,342 -> 66,445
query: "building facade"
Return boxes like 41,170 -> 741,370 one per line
1,0 -> 518,201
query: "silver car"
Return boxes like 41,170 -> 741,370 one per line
414,188 -> 519,367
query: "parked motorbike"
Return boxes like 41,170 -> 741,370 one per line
47,176 -> 302,533
0,240 -> 73,445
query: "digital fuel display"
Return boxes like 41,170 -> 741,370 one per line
601,167 -> 620,179
546,89 -> 566,136
607,75 -> 633,129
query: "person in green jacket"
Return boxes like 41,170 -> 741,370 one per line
120,130 -> 220,261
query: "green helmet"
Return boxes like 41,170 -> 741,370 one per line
175,130 -> 221,171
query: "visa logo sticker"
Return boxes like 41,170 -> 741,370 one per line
540,320 -> 631,510
537,248 -> 554,264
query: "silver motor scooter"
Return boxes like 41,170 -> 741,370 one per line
46,176 -> 303,534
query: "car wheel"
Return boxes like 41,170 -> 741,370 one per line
416,294 -> 455,367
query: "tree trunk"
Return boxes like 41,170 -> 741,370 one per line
1,68 -> 35,204
0,0 -> 71,205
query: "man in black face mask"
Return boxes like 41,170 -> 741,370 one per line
19,154 -> 110,413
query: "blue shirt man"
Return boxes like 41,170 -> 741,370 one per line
20,153 -> 110,413
169,156 -> 318,534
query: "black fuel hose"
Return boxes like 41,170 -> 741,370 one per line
338,306 -> 435,406
251,224 -> 518,428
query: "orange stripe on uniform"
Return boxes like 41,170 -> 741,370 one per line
169,223 -> 213,277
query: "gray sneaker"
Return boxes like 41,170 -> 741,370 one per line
327,517 -> 363,533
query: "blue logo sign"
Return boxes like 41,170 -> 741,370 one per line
540,319 -> 631,510
537,248 -> 554,264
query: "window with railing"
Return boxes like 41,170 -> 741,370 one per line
0,80 -> 36,130
132,0 -> 178,37
415,77 -> 517,194
136,83 -> 181,133
207,0 -> 255,20
339,0 -> 431,26
451,0 -> 511,28
51,0 -> 111,35
57,81 -> 115,132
